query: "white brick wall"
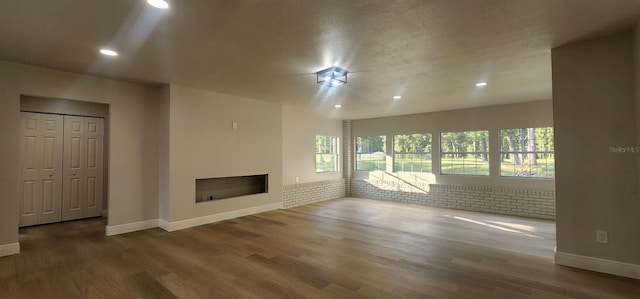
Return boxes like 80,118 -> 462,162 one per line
350,179 -> 556,219
342,120 -> 352,197
282,179 -> 346,208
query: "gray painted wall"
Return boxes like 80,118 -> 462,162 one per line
0,61 -> 159,248
553,31 -> 640,265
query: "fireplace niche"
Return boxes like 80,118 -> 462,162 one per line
195,174 -> 268,203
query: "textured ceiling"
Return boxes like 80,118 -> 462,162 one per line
1,0 -> 639,119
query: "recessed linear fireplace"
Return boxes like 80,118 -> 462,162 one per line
196,174 -> 268,203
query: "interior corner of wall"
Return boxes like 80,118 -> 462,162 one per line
158,218 -> 171,232
105,219 -> 159,236
0,242 -> 20,257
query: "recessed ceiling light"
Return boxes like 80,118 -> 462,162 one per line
147,0 -> 169,9
393,96 -> 402,100
334,104 -> 342,108
99,49 -> 119,56
475,82 -> 488,87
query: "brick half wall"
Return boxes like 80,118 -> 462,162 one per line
351,179 -> 555,219
282,179 -> 346,208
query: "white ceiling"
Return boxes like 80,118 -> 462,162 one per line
1,0 -> 639,119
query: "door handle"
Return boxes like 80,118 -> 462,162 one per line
49,173 -> 53,177
72,172 -> 77,176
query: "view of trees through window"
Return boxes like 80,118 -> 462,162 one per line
440,131 -> 490,176
394,133 -> 432,172
500,127 -> 554,177
352,128 -> 554,179
356,136 -> 386,171
315,135 -> 338,172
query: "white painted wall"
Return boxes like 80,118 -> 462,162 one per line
161,85 -> 283,223
282,106 -> 343,185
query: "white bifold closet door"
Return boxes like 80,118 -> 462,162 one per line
19,112 -> 104,227
19,112 -> 64,227
62,115 -> 104,221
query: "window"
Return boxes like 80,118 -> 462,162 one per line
393,133 -> 432,173
315,135 -> 338,172
440,131 -> 489,176
500,127 -> 554,178
356,136 -> 386,171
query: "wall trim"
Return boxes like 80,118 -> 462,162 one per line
105,219 -> 159,236
555,251 -> 640,280
159,202 -> 282,232
282,178 -> 345,190
0,242 -> 20,257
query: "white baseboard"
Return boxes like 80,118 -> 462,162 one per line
0,242 -> 20,257
101,210 -> 108,218
160,202 -> 282,232
555,251 -> 640,280
158,219 -> 171,231
105,219 -> 159,236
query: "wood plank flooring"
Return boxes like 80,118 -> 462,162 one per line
1,197 -> 639,298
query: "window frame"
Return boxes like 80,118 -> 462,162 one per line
392,133 -> 433,173
499,127 -> 554,178
355,135 -> 387,171
315,135 -> 339,173
440,130 -> 490,176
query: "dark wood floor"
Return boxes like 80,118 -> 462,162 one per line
1,197 -> 639,298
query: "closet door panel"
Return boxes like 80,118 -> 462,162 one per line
38,113 -> 64,224
83,117 -> 103,217
19,112 -> 63,226
62,116 -> 104,220
62,116 -> 85,221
